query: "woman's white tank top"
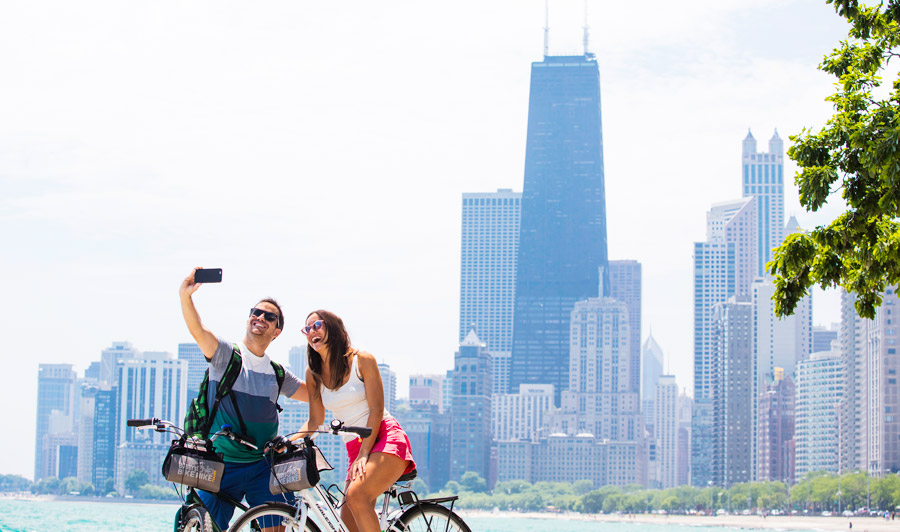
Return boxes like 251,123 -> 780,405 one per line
320,353 -> 390,442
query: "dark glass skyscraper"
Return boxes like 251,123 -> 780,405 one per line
510,53 -> 610,404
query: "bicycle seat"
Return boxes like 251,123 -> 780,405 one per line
396,469 -> 417,483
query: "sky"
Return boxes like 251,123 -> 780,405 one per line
0,0 -> 854,480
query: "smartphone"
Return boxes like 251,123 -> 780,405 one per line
194,268 -> 223,283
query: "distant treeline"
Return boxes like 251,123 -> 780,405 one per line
8,470 -> 900,512
1,472 -> 178,500
419,471 -> 900,514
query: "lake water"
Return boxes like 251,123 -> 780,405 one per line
0,499 -> 764,532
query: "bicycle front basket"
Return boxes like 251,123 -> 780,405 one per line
269,443 -> 333,495
162,438 -> 225,493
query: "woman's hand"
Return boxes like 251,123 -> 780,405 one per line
349,453 -> 368,481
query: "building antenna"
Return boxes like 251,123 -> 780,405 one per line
583,0 -> 590,56
543,0 -> 550,58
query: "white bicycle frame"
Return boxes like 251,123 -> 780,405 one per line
285,481 -> 409,532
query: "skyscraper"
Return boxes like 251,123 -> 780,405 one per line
378,362 -> 397,414
812,325 -> 839,354
838,288 -> 900,476
642,334 -> 664,432
757,369 -> 795,484
753,277 -> 812,383
92,387 -> 117,488
692,196 -> 757,486
449,331 -> 492,482
289,346 -> 307,378
839,290 -> 868,473
34,364 -> 77,480
654,375 -> 678,489
710,299 -> 754,487
795,349 -> 843,477
510,52 -> 610,404
560,297 -> 641,441
459,189 -> 521,355
742,130 -> 785,274
116,351 -> 188,447
609,260 -> 642,395
177,342 -> 207,398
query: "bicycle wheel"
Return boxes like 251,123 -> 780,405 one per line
182,506 -> 214,532
393,502 -> 471,532
228,502 -> 321,532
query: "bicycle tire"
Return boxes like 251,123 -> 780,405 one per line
228,502 -> 321,532
392,502 -> 471,532
182,506 -> 214,532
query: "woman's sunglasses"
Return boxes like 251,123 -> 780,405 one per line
301,320 -> 325,336
249,308 -> 282,328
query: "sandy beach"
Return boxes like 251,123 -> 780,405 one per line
458,510 -> 899,531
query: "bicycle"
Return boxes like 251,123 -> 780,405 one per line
228,420 -> 471,532
126,417 -> 261,532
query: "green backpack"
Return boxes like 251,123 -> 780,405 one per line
183,344 -> 286,441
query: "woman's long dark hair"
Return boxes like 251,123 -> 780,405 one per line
306,309 -> 352,397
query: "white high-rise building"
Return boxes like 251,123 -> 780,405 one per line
742,130 -> 785,274
116,351 -> 189,447
459,189 -> 521,358
114,351 -> 188,492
492,384 -> 554,442
654,375 -> 678,489
795,349 -> 843,477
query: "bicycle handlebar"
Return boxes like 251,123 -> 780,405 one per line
125,418 -> 258,450
127,418 -> 160,428
218,424 -> 258,450
340,425 -> 372,438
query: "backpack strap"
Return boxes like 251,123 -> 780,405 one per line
270,361 -> 286,413
202,345 -> 248,440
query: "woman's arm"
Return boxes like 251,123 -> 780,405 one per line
289,380 -> 309,402
297,368 -> 325,437
349,351 -> 385,480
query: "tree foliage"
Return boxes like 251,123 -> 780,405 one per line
460,471 -> 488,493
425,471 -> 900,514
124,470 -> 149,494
771,0 -> 900,318
0,474 -> 32,492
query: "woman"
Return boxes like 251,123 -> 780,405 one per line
299,310 -> 416,532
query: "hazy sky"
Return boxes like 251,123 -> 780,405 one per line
1,0 -> 852,479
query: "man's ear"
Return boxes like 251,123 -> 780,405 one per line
273,328 -> 282,339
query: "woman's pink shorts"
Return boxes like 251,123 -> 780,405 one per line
345,416 -> 416,479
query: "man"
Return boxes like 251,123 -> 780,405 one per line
179,267 -> 309,530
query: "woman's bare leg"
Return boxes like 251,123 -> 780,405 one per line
340,452 -> 410,532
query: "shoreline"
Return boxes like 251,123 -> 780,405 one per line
4,495 -> 896,531
457,509 -> 898,531
0,492 -> 179,506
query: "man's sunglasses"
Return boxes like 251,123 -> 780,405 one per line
301,320 -> 325,336
250,308 -> 282,328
